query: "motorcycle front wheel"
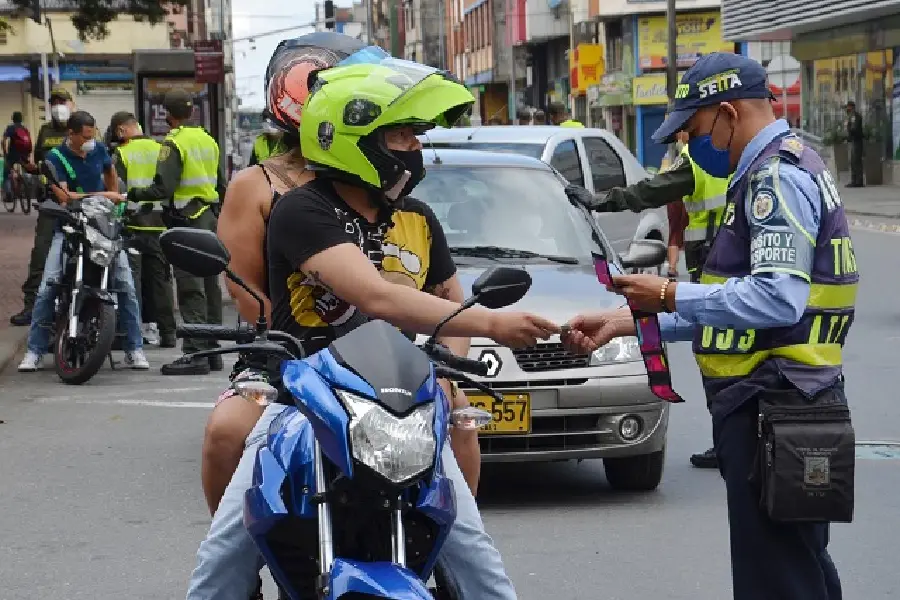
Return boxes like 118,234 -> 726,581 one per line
55,298 -> 116,385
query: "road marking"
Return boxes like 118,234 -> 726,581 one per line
849,219 -> 900,236
35,397 -> 215,408
856,441 -> 900,460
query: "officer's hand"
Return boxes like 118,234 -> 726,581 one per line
561,308 -> 635,354
610,274 -> 676,313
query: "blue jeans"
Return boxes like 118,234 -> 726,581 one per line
26,232 -> 143,355
186,404 -> 517,600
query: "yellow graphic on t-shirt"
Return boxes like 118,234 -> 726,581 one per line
286,208 -> 433,328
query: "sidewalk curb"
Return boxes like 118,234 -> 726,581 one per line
846,209 -> 900,220
0,327 -> 28,374
849,218 -> 900,235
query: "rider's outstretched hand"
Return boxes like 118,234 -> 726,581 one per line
487,312 -> 559,349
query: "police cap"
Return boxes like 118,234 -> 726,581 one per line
163,89 -> 194,119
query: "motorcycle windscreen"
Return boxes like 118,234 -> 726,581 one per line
327,320 -> 434,415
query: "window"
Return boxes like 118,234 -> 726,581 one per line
549,140 -> 584,187
582,137 -> 625,191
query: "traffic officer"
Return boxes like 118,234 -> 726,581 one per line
110,111 -> 177,349
595,129 -> 729,469
247,120 -> 285,166
562,53 -> 854,600
547,101 -> 584,128
127,89 -> 227,376
10,88 -> 74,327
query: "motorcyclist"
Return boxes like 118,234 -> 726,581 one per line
10,88 -> 74,327
184,50 -> 558,600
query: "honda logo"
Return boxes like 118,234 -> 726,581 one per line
478,349 -> 503,378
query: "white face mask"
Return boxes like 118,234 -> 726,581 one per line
50,105 -> 69,122
80,139 -> 96,153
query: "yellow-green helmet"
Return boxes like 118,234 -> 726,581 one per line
300,47 -> 474,192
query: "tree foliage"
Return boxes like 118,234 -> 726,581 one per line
7,0 -> 189,40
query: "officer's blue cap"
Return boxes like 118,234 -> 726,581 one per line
651,53 -> 776,145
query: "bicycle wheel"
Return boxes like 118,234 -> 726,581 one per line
18,175 -> 33,214
2,179 -> 15,212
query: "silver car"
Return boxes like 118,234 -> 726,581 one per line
421,125 -> 669,260
415,148 -> 670,492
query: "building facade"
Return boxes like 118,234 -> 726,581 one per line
722,0 -> 900,176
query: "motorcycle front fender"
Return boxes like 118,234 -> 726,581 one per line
325,559 -> 432,600
72,287 -> 116,316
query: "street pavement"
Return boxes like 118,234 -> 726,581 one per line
0,221 -> 898,600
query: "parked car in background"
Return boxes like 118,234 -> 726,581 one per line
414,148 -> 670,491
421,126 -> 669,271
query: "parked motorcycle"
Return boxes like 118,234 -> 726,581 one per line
38,190 -> 130,385
160,227 -> 530,600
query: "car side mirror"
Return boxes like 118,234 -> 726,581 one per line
159,227 -> 230,278
619,239 -> 667,270
472,266 -> 532,309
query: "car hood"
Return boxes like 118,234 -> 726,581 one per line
453,259 -> 625,339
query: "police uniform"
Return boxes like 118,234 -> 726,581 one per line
10,90 -> 72,326
652,54 -> 855,600
559,119 -> 585,128
111,114 -> 177,348
127,90 -> 226,375
248,132 -> 285,166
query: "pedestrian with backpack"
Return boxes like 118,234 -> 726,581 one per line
2,112 -> 33,198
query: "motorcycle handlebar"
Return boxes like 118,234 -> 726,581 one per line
425,342 -> 489,376
176,324 -> 256,343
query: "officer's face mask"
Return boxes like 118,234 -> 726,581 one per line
688,106 -> 735,178
50,104 -> 69,123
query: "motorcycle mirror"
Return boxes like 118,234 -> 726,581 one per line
40,159 -> 61,187
159,227 -> 230,278
619,239 -> 667,270
471,266 -> 532,309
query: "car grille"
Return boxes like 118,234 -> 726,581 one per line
512,343 -> 590,372
478,413 -> 610,454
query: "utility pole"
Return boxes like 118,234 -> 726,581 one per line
365,0 -> 374,45
389,0 -> 400,57
665,0 -> 678,160
438,0 -> 445,70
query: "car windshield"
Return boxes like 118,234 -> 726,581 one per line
425,142 -> 544,159
413,165 -> 598,261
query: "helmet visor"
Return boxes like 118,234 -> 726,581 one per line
335,46 -> 446,107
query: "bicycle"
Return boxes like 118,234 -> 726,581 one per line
2,162 -> 34,214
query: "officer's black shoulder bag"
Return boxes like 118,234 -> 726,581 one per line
754,383 -> 855,523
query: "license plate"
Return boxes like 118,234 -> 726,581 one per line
467,393 -> 531,435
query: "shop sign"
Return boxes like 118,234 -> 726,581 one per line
592,72 -> 633,106
570,43 -> 606,95
632,73 -> 668,105
60,62 -> 132,82
194,40 -> 224,84
637,11 -> 733,70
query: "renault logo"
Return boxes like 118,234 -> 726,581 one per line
478,349 -> 502,378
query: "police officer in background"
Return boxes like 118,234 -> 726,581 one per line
563,53 -> 855,599
247,119 -> 286,167
127,90 -> 227,376
547,101 -> 584,128
110,111 -> 177,349
595,128 -> 729,469
845,100 -> 865,187
10,88 -> 74,327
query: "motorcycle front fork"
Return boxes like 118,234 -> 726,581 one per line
314,441 -> 407,598
66,248 -> 109,340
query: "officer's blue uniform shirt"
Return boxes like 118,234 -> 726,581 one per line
658,119 -> 822,340
47,141 -> 113,194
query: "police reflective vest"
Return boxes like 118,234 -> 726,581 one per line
692,135 -> 858,401
682,145 -> 728,243
166,126 -> 220,207
559,119 -> 585,128
253,133 -> 284,162
118,138 -> 165,232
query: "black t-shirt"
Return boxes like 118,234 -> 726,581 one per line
267,177 -> 456,355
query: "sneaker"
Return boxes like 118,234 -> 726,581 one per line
690,447 -> 718,469
160,355 -> 211,376
9,309 -> 32,327
142,322 -> 160,346
125,349 -> 150,370
18,351 -> 43,372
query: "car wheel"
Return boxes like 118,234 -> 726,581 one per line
603,449 -> 665,492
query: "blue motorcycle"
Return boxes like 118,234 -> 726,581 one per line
160,227 -> 532,600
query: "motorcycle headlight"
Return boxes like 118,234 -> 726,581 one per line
590,336 -> 642,365
336,389 -> 436,484
84,225 -> 115,267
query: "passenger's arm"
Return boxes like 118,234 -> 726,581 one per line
674,161 -> 823,330
218,169 -> 271,323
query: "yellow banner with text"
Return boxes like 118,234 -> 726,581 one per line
637,11 -> 734,70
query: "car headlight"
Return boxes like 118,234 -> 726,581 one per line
336,389 -> 436,484
84,225 -> 115,267
590,336 -> 641,365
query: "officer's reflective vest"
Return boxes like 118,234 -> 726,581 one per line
692,135 -> 858,401
253,133 -> 284,162
166,126 -> 219,207
118,137 -> 165,232
682,145 -> 728,244
559,119 -> 584,128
